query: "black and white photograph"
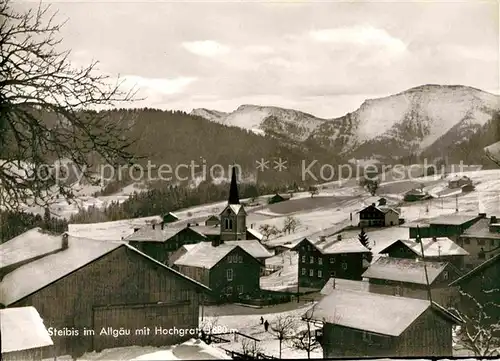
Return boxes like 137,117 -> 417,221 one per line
0,0 -> 499,360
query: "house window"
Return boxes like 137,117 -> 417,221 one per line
302,268 -> 306,275
225,219 -> 233,230
228,255 -> 233,263
330,271 -> 336,277
301,255 -> 306,263
463,238 -> 470,244
225,286 -> 233,295
318,270 -> 323,278
491,239 -> 495,247
226,269 -> 233,281
309,269 -> 314,277
310,256 -> 314,264
237,285 -> 244,294
238,255 -> 243,263
330,257 -> 335,264
443,271 -> 449,280
478,239 -> 485,246
342,263 -> 348,270
318,258 -> 323,265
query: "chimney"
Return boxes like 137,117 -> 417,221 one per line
212,238 -> 222,247
371,203 -> 375,207
431,237 -> 437,242
491,216 -> 497,224
337,234 -> 342,241
133,227 -> 140,232
152,223 -> 156,230
251,224 -> 254,229
61,233 -> 69,250
319,235 -> 326,243
195,223 -> 199,226
161,222 -> 165,230
187,223 -> 191,227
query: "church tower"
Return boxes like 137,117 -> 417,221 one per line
219,166 -> 247,242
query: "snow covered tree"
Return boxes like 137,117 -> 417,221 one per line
282,215 -> 299,234
449,287 -> 500,356
259,224 -> 280,241
358,229 -> 370,249
241,338 -> 263,358
270,314 -> 297,358
291,304 -> 321,359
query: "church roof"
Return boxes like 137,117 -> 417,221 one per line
228,166 -> 240,205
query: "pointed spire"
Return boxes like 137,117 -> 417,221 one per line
228,165 -> 240,205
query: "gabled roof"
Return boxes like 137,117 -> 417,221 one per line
379,238 -> 468,257
225,240 -> 273,258
205,215 -> 220,222
449,252 -> 500,286
298,236 -> 369,255
163,212 -> 179,219
304,289 -> 460,336
0,228 -> 63,269
1,307 -> 53,353
124,225 -> 186,242
174,242 -> 241,269
246,228 -> 264,241
357,204 -> 399,215
362,257 -> 448,285
428,214 -> 480,226
320,278 -> 370,296
190,225 -> 220,236
0,237 -> 210,305
271,193 -> 292,199
219,203 -> 246,217
461,218 -> 500,240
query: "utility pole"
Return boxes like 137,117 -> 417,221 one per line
455,194 -> 458,212
417,226 -> 433,304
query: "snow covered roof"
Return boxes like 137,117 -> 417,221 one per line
379,237 -> 468,257
461,218 -> 500,240
358,204 -> 399,215
320,278 -> 370,296
428,214 -> 480,226
246,227 -> 264,241
304,289 -> 456,336
190,225 -> 220,236
124,225 -> 186,242
308,236 -> 370,254
403,237 -> 468,257
0,307 -> 53,353
0,236 -> 123,305
225,240 -> 273,258
174,240 -> 269,268
0,228 -> 63,269
362,257 -> 448,285
0,237 -> 210,306
183,244 -> 197,252
219,204 -> 245,216
174,242 -> 237,269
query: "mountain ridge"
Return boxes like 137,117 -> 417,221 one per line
190,84 -> 500,162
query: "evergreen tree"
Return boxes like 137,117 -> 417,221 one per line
358,229 -> 373,264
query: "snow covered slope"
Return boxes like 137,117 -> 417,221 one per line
192,85 -> 499,160
190,104 -> 327,141
310,85 -> 499,159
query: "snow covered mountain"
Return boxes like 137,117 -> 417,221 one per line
191,85 -> 500,160
190,104 -> 327,141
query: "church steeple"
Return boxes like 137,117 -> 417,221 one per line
228,166 -> 240,205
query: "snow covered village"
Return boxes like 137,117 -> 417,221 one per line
1,0 -> 499,360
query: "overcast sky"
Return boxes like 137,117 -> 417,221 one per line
15,0 -> 500,118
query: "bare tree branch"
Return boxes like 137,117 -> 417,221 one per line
0,0 -> 144,211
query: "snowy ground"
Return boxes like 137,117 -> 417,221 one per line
203,302 -> 323,359
47,338 -> 230,360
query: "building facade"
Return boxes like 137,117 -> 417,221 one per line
294,236 -> 370,288
358,204 -> 399,227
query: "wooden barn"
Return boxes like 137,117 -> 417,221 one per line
0,235 -> 210,358
162,212 -> 180,224
204,215 -> 220,226
293,234 -> 370,289
307,289 -> 461,358
362,257 -> 461,307
173,240 -> 266,301
1,307 -> 54,361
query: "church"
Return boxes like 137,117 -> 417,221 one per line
126,166 -> 272,266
